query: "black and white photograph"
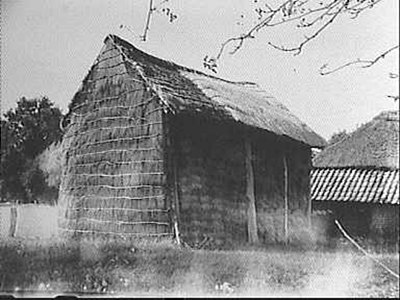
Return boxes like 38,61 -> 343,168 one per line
0,0 -> 399,297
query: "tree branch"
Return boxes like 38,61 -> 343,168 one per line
319,45 -> 399,75
387,95 -> 399,101
203,0 -> 386,72
268,0 -> 347,55
141,0 -> 154,41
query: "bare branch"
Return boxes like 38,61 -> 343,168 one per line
141,0 -> 178,41
269,0 -> 346,55
214,0 -> 293,60
320,45 -> 399,75
205,0 -> 386,71
389,73 -> 399,79
142,0 -> 155,41
387,95 -> 399,101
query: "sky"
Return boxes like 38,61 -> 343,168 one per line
1,0 -> 399,140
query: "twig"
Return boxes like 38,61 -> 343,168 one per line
209,0 -> 384,69
215,0 -> 294,60
269,0 -> 348,55
142,0 -> 154,41
334,219 -> 400,279
387,95 -> 399,101
320,45 -> 400,75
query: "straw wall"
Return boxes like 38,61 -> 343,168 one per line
171,114 -> 311,247
58,41 -> 171,239
171,115 -> 247,247
253,134 -> 312,244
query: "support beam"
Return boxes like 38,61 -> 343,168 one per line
164,113 -> 181,245
172,152 -> 181,245
307,155 -> 312,229
283,155 -> 289,244
245,138 -> 259,244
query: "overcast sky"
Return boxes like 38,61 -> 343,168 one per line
1,0 -> 399,139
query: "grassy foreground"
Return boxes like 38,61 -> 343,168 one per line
0,238 -> 399,297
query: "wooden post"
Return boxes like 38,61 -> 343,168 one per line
164,113 -> 181,245
172,152 -> 181,245
283,155 -> 289,244
245,138 -> 259,244
9,202 -> 17,238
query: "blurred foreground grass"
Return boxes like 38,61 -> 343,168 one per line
0,238 -> 398,297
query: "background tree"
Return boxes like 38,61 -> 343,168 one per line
327,129 -> 349,145
0,97 -> 63,203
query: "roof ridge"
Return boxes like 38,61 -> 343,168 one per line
323,109 -> 397,151
105,34 -> 258,87
105,34 -> 174,114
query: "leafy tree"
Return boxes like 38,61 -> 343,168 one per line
328,129 -> 349,145
0,97 -> 63,202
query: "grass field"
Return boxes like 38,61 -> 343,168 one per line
0,238 -> 398,297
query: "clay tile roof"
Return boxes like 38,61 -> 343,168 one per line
105,34 -> 326,148
311,110 -> 399,205
311,168 -> 399,205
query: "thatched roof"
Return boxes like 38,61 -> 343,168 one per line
311,168 -> 399,205
313,110 -> 399,169
76,34 -> 325,147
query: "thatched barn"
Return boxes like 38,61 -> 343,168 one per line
58,34 -> 326,247
311,110 -> 399,248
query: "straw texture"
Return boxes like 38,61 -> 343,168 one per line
58,40 -> 170,239
313,110 -> 399,169
105,34 -> 326,148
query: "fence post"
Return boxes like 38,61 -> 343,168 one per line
9,202 -> 18,237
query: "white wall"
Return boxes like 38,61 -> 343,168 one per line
0,203 -> 59,240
